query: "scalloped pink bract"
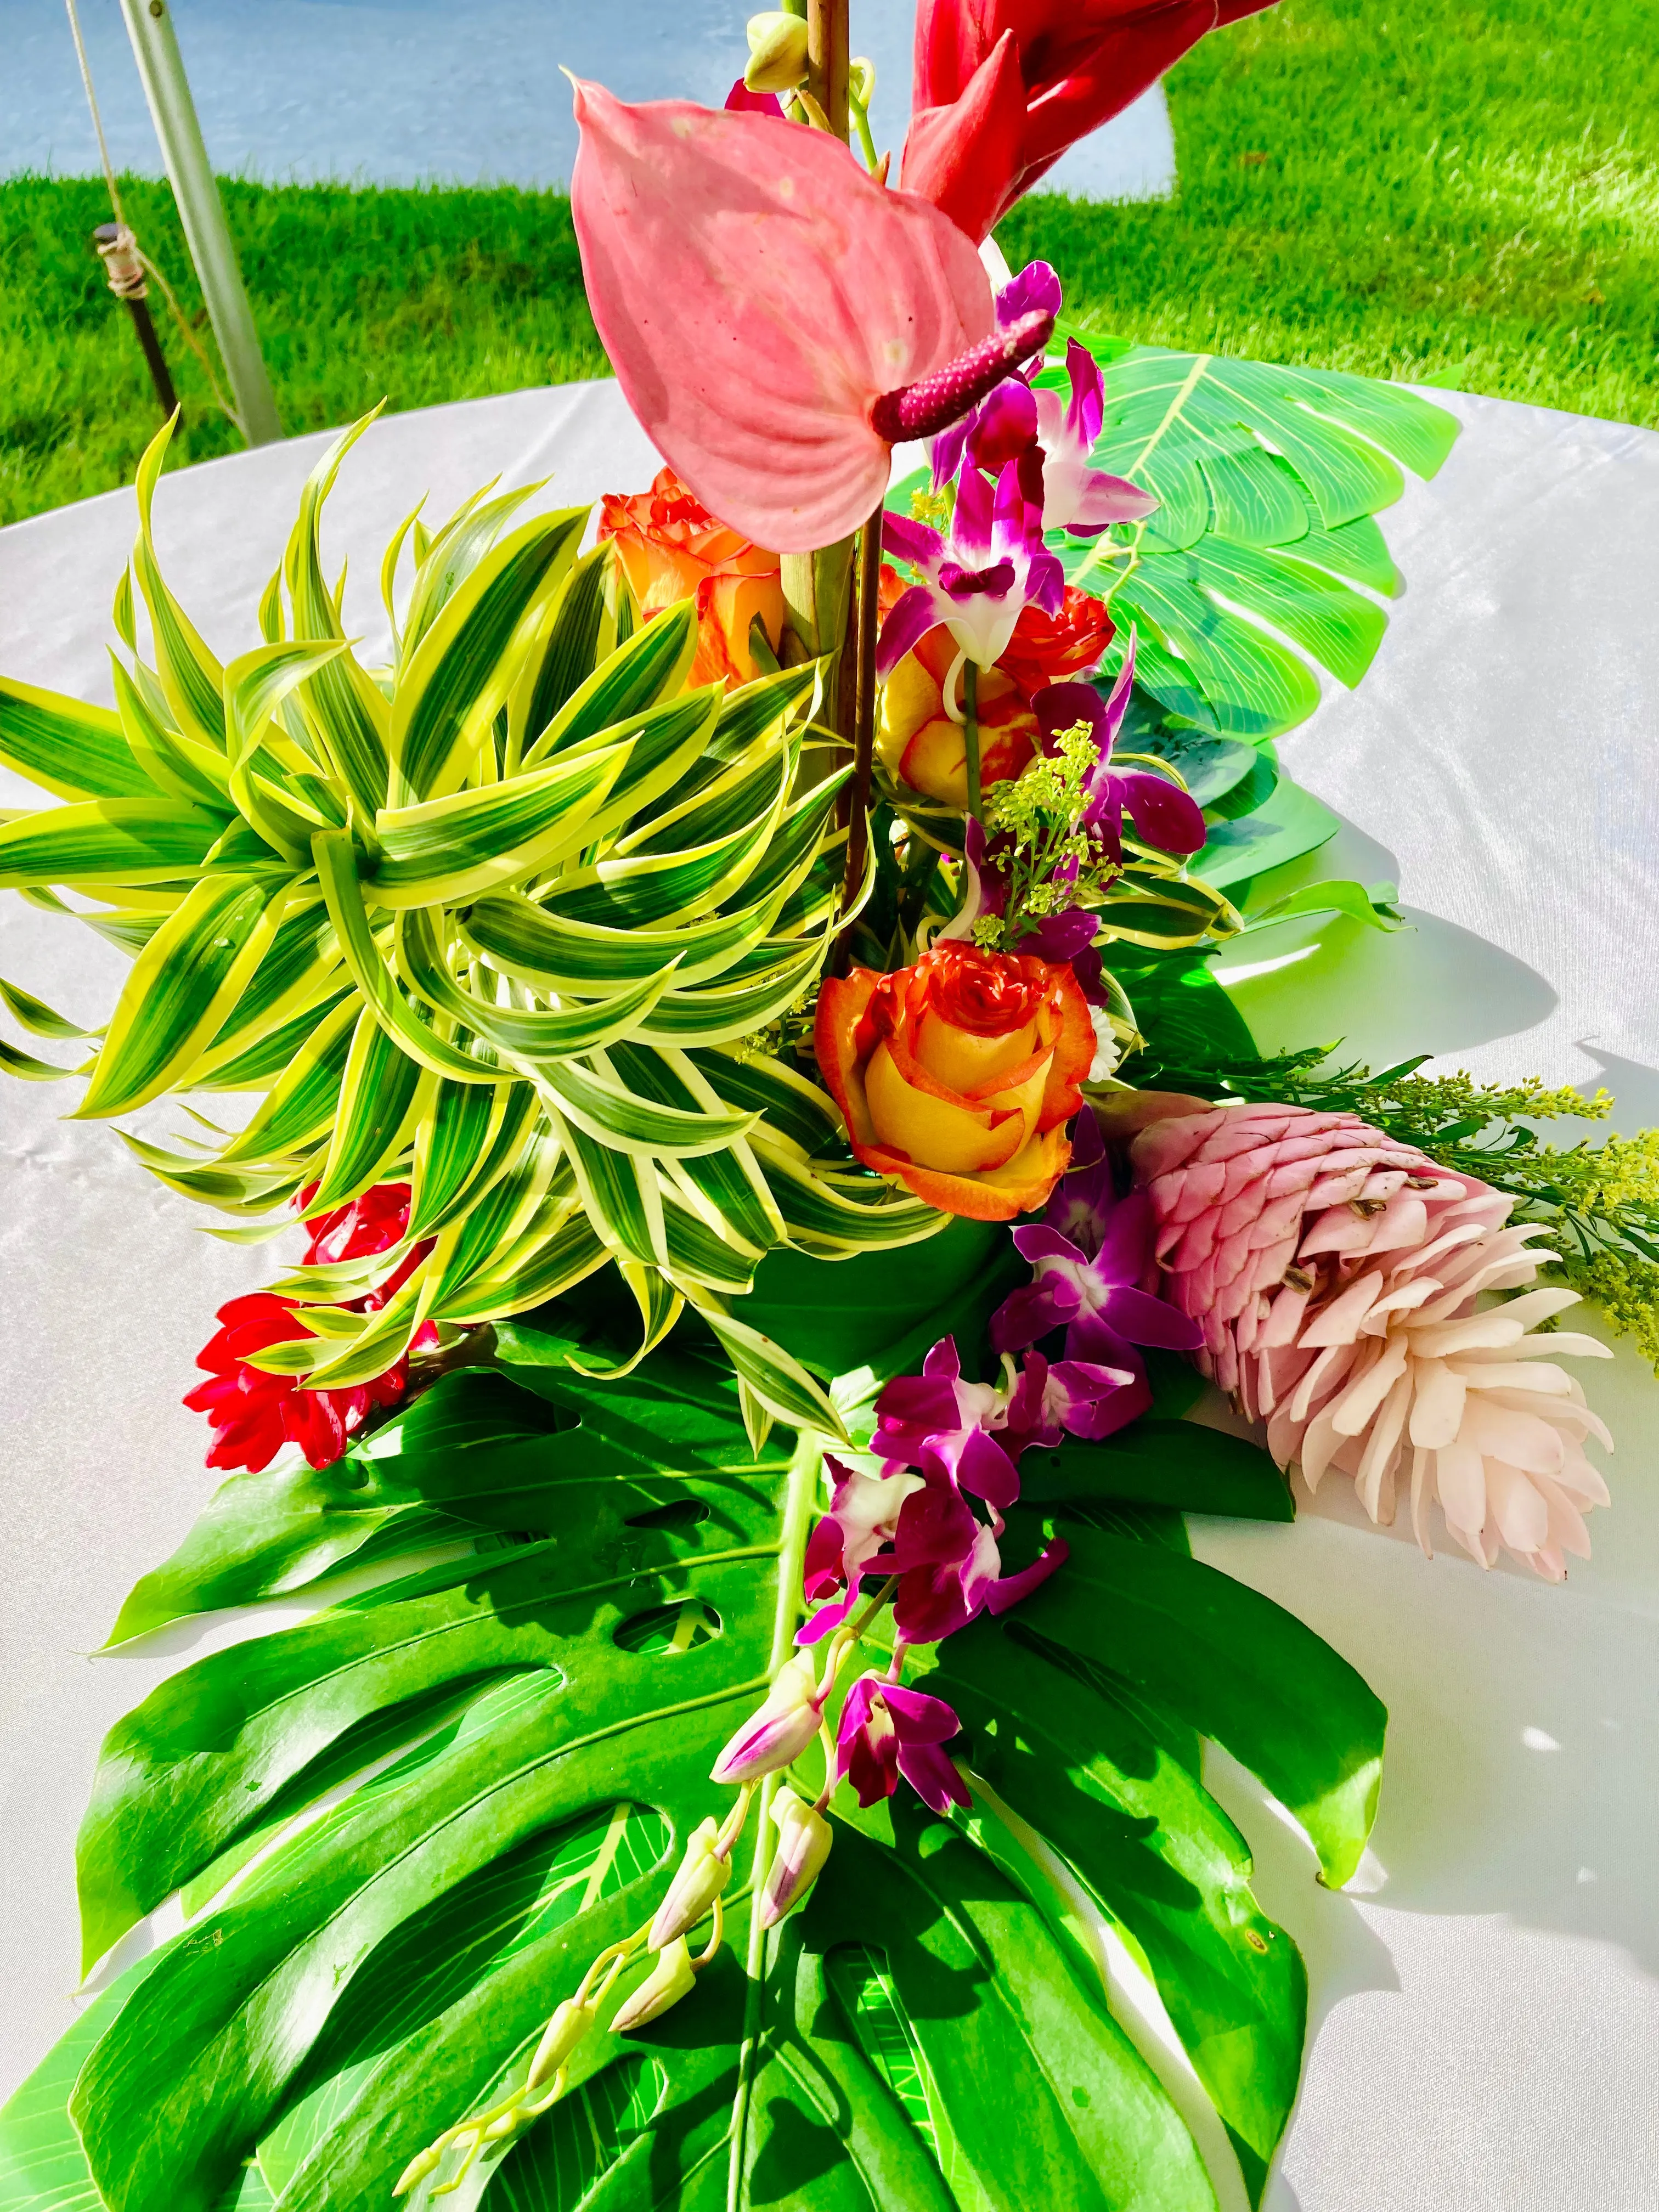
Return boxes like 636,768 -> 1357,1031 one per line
568,81 -> 996,553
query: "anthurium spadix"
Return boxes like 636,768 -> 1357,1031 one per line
567,81 -> 1055,551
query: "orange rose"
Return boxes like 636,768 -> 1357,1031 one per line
997,586 -> 1114,697
598,467 -> 785,688
877,625 -> 1039,806
815,942 -> 1095,1220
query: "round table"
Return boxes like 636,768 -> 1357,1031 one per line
3,377 -> 1657,2211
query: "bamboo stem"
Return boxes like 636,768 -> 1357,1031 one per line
806,0 -> 850,142
839,504 -> 883,934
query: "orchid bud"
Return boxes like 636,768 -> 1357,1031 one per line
711,1655 -> 821,1785
648,1816 -> 733,1949
760,1785 -> 833,1927
612,1936 -> 697,2033
525,1995 -> 598,2091
849,55 -> 876,109
744,12 -> 810,94
392,2146 -> 441,2197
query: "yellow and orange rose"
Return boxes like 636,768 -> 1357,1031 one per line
598,466 -> 785,688
877,627 -> 1040,808
815,942 -> 1095,1220
873,567 -> 1115,808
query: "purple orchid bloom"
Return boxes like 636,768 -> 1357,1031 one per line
837,1675 -> 972,1814
991,1112 -> 1203,1392
1036,641 -> 1208,864
1000,1343 -> 1143,1451
870,1334 -> 1021,1510
879,455 -> 1064,681
929,263 -> 1156,540
798,1335 -> 1074,1647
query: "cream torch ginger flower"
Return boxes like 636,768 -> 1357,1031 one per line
1131,1104 -> 1614,1580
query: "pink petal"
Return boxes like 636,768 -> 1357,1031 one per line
570,82 -> 994,552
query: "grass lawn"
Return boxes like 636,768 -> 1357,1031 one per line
2,0 -> 1655,528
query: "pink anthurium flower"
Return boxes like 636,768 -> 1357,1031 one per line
879,455 -> 1064,681
568,81 -> 1056,552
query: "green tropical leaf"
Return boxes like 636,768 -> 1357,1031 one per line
24,1292 -> 1386,2212
77,876 -> 288,1118
1063,343 -> 1455,741
0,675 -> 157,802
390,509 -> 585,804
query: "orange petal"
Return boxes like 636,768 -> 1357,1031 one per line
1037,964 -> 1096,1132
814,971 -> 881,1153
865,1041 -> 1025,1175
913,1006 -> 1040,1094
887,1122 -> 1074,1220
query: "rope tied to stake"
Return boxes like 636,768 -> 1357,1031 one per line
95,221 -> 149,301
63,0 -> 245,432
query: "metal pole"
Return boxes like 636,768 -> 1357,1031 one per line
115,0 -> 281,445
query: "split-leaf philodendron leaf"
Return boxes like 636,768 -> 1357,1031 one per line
0,1314 -> 1384,2212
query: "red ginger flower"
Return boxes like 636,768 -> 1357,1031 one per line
184,1184 -> 436,1474
905,0 -> 1278,242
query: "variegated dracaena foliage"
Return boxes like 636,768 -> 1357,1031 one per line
0,415 -> 945,1438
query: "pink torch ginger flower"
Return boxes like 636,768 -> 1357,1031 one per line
569,82 -> 1056,551
1132,1103 -> 1615,1578
836,1674 -> 971,1814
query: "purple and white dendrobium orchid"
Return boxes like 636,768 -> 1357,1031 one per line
879,455 -> 1064,686
930,262 -> 1156,540
992,1111 -> 1203,1406
798,1334 -> 1079,1651
1036,642 -> 1208,864
836,1675 -> 972,1814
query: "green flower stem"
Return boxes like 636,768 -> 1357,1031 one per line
963,658 -> 983,826
726,1423 -> 824,2209
849,88 -> 880,174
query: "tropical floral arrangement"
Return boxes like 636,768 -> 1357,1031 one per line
0,3 -> 1647,2208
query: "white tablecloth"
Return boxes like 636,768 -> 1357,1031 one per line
3,378 -> 1658,2211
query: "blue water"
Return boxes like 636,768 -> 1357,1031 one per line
3,0 -> 1174,198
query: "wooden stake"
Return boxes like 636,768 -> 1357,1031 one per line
93,222 -> 180,425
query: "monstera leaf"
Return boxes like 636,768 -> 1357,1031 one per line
1056,340 -> 1458,743
0,1298 -> 1386,2212
0,415 -> 949,1437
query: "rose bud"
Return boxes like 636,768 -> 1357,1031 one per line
759,1785 -> 834,1926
